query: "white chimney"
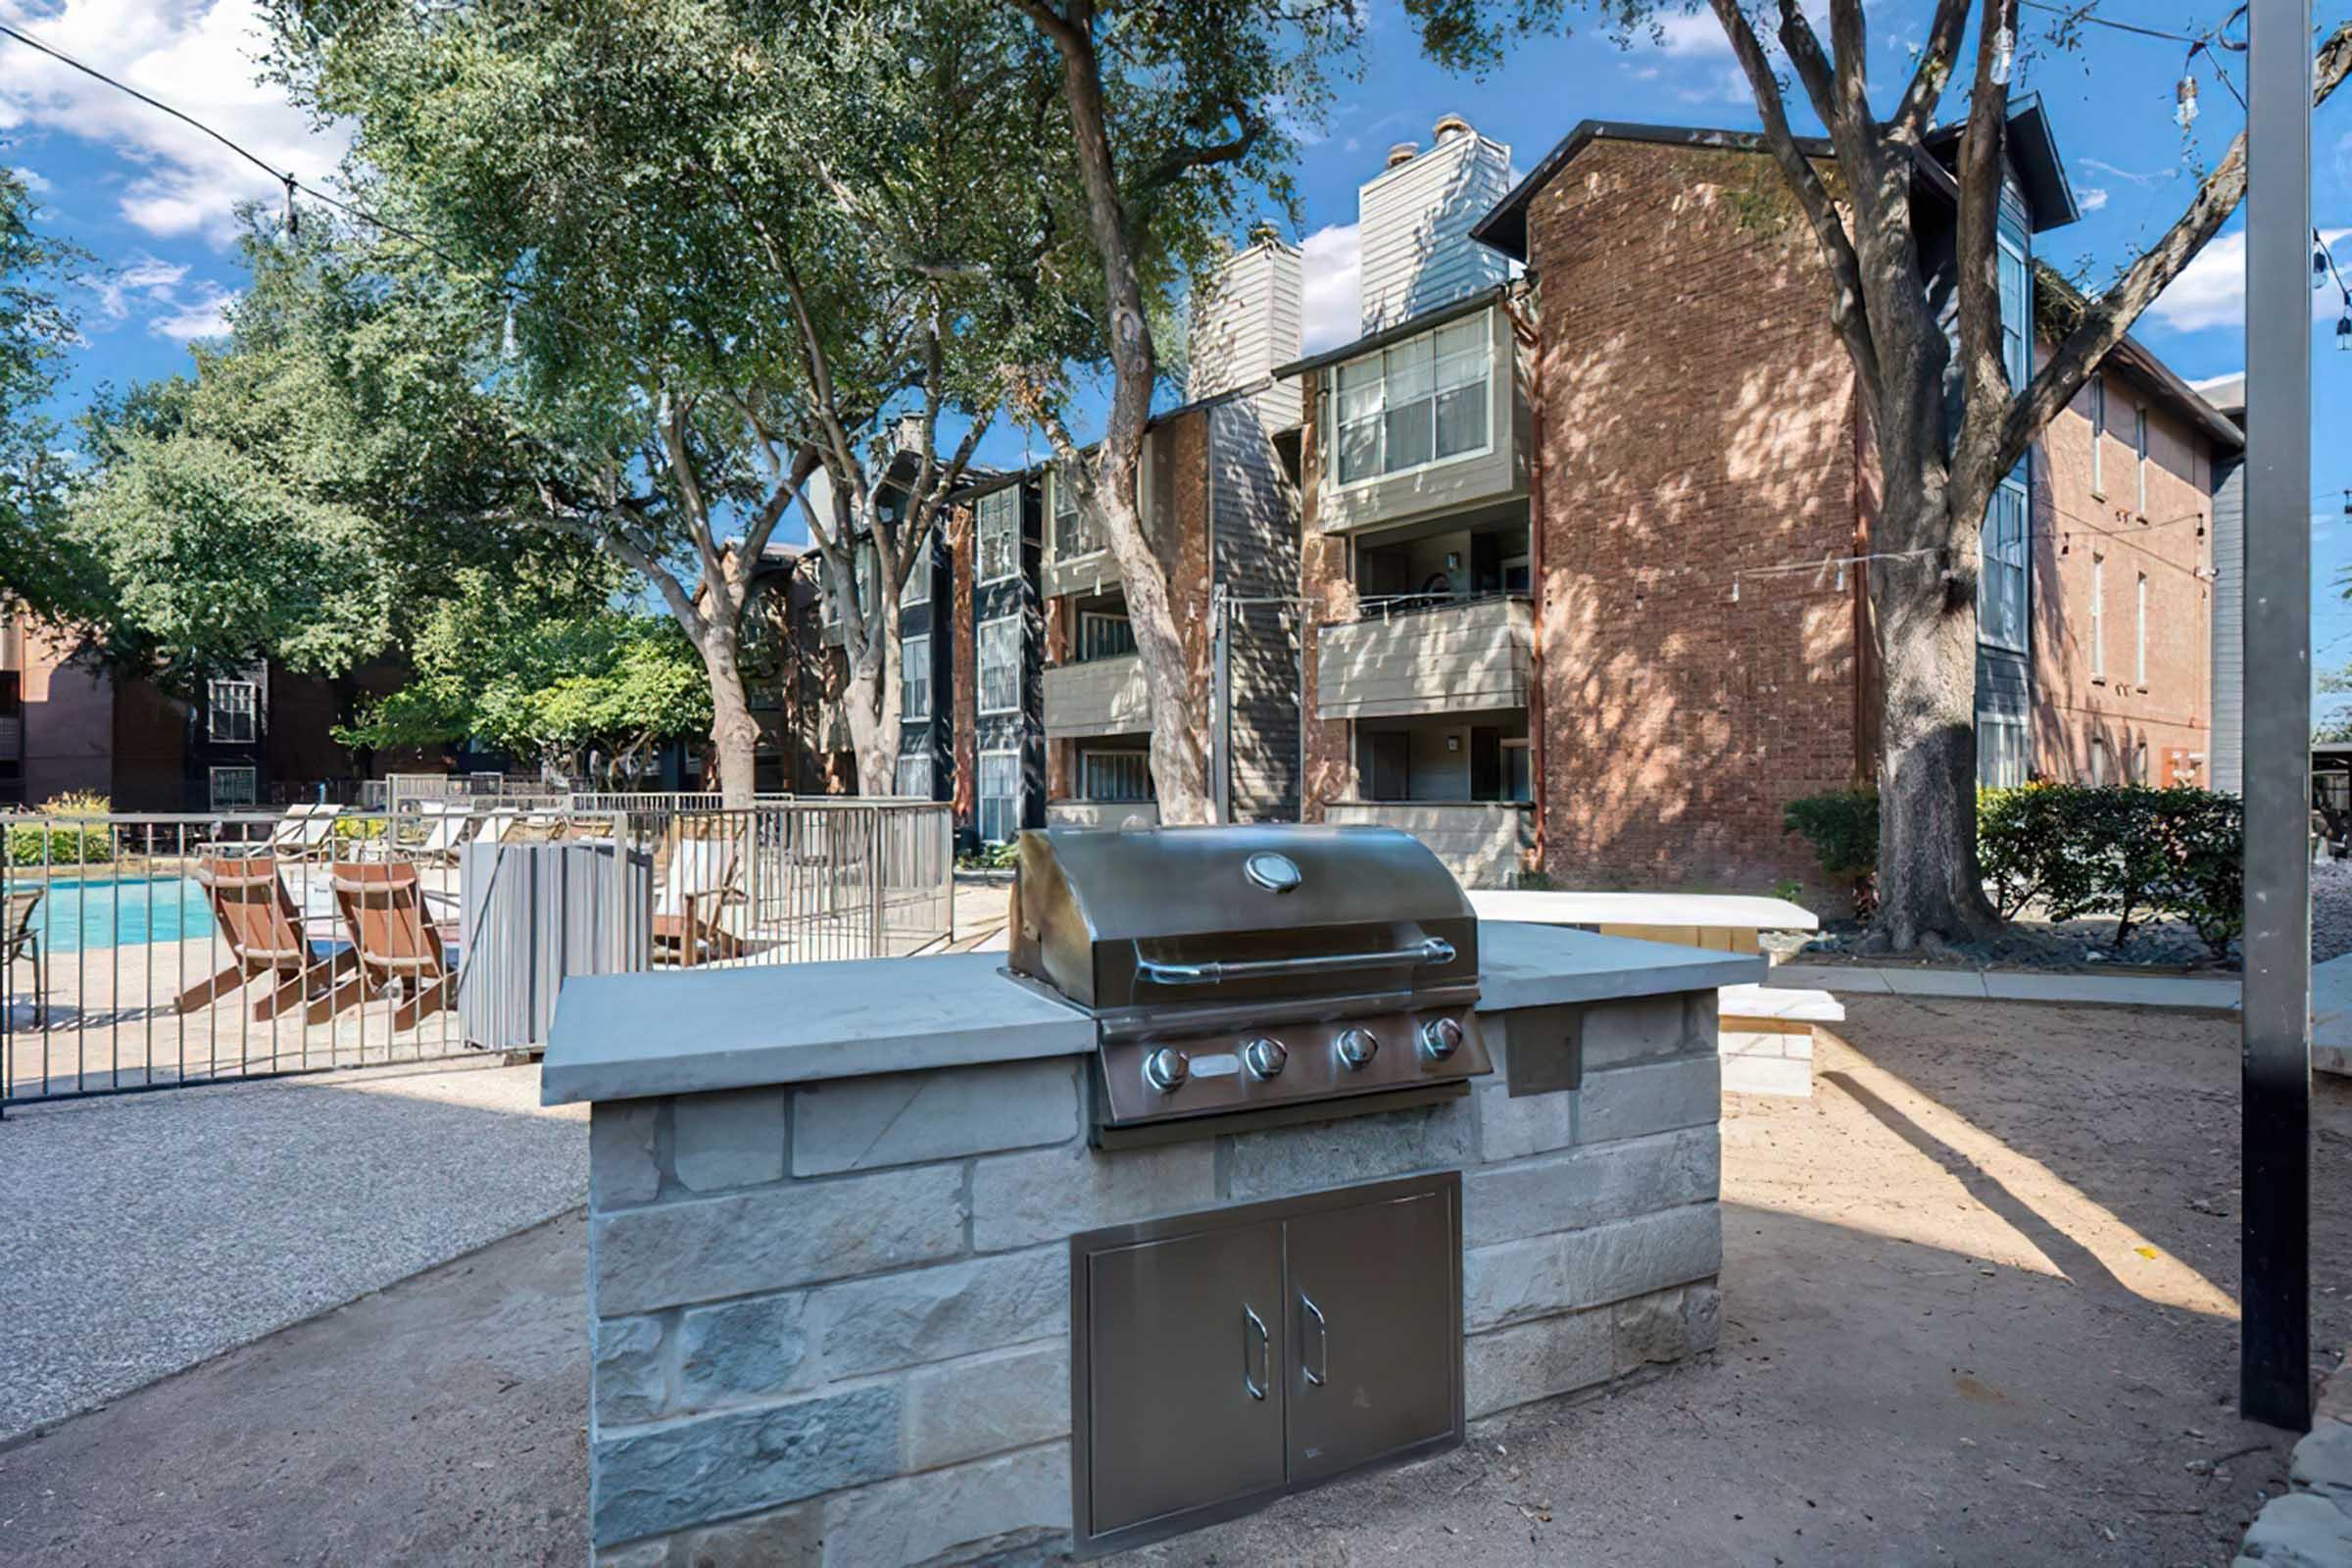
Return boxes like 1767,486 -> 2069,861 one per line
1188,226 -> 1305,428
1357,115 -> 1512,333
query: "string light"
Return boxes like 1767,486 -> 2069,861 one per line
2175,73 -> 2198,129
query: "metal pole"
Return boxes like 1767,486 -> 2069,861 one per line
2241,0 -> 2314,1434
1211,584 -> 1233,825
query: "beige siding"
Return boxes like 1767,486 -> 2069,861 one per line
1324,801 -> 1529,889
1042,653 -> 1151,740
1317,597 -> 1531,720
1045,801 -> 1160,830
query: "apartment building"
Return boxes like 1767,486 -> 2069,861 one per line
0,607 -> 421,809
1291,108 -> 2232,898
1039,233 -> 1305,826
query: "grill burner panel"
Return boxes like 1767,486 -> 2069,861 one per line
1008,825 -> 1493,1142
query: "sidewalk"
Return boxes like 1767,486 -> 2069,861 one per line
1774,961 -> 2242,1011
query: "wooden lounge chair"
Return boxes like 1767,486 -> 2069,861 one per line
175,858 -> 357,1022
328,861 -> 464,1031
653,827 -> 747,967
5,888 -> 42,1025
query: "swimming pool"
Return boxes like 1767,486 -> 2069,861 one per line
24,877 -> 217,953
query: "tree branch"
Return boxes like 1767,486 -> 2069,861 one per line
1889,0 -> 1971,144
1997,20 -> 2352,476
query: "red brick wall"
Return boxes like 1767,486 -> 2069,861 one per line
2030,365 -> 2216,785
1526,141 -> 1865,899
1296,368 -> 1356,819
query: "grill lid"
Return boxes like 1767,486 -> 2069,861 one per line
1009,824 -> 1478,1012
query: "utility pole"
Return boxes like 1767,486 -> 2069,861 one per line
2241,0 -> 2315,1433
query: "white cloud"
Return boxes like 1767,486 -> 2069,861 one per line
10,164 -> 49,192
2079,187 -> 2110,213
148,281 -> 236,342
89,253 -> 188,320
2148,227 -> 2352,334
0,1 -> 349,245
2082,157 -> 2175,189
1298,222 -> 1360,353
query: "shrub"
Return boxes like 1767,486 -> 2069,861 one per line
7,792 -> 116,868
1796,782 -> 2243,956
1782,790 -> 1878,913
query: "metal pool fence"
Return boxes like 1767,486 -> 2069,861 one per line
1,797 -> 955,1105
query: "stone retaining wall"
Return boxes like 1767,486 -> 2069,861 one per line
584,995 -> 1725,1566
2236,1358 -> 2352,1566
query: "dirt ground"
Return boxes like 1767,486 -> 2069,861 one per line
2,995 -> 2345,1567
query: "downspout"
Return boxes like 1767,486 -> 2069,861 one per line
1503,287 -> 1546,879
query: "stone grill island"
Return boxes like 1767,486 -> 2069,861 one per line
544,826 -> 1761,1567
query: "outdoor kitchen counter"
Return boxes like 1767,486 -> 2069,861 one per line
538,920 -> 1764,1106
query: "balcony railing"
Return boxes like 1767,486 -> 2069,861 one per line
1316,594 -> 1531,720
1042,652 -> 1152,739
1322,801 -> 1531,890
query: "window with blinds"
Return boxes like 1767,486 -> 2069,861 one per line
1052,468 -> 1104,562
1978,482 -> 2030,654
979,615 -> 1020,715
894,752 -> 933,799
978,751 -> 1019,843
208,679 -> 258,745
1334,313 -> 1491,487
1077,611 -> 1136,662
1080,749 -> 1152,802
902,635 -> 931,721
979,488 -> 1020,583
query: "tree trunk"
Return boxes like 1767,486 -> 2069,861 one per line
699,626 -> 760,808
841,637 -> 902,800
1868,528 -> 2000,950
1099,484 -> 1210,824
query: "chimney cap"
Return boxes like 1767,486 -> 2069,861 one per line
1385,141 -> 1418,169
1433,114 -> 1472,141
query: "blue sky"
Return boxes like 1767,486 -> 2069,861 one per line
7,1 -> 2351,704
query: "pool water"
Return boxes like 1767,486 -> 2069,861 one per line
25,877 -> 217,953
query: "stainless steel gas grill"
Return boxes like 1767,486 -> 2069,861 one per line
1006,823 -> 1493,1147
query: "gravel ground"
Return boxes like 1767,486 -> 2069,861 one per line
2,998 -> 2343,1566
0,1060 -> 586,1443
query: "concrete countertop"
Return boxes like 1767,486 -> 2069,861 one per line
541,921 -> 1768,1106
1468,889 -> 1820,932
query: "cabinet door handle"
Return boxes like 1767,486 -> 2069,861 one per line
1243,1304 -> 1269,1400
1301,1294 -> 1329,1387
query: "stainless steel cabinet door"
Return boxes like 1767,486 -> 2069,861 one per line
1283,1184 -> 1460,1484
1082,1220 -> 1288,1538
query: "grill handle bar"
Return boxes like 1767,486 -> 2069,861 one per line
1135,936 -> 1455,988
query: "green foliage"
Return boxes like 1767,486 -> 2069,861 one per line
339,570 -> 710,780
1782,790 -> 1880,912
0,166 -> 87,621
7,793 -> 116,868
1795,784 -> 2245,957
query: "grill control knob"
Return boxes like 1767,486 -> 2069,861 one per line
1419,1016 -> 1466,1062
1335,1027 -> 1379,1071
1143,1047 -> 1190,1094
1242,1037 -> 1289,1081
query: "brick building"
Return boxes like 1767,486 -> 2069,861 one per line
1291,110 -> 2233,899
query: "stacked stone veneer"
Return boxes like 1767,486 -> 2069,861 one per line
583,993 -> 1726,1567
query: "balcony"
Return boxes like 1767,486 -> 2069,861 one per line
1316,596 -> 1531,720
1043,652 -> 1151,739
1323,801 -> 1531,890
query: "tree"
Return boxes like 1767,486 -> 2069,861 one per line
1409,0 -> 2352,949
338,570 -> 710,784
1004,0 -> 1361,823
270,0 -> 1050,803
0,165 -> 86,618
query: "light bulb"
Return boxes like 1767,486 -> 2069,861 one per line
1990,24 -> 2015,86
2175,75 -> 2198,129
2337,313 -> 2351,352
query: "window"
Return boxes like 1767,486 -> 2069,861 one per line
901,634 -> 931,722
979,615 -> 1021,715
2089,736 -> 2109,786
1978,482 -> 2030,654
903,531 -> 931,607
2134,408 -> 2150,515
1052,467 -> 1104,562
1978,711 -> 2030,789
2135,572 -> 2148,687
978,751 -> 1020,844
209,765 -> 258,808
208,679 -> 258,745
894,752 -> 933,799
978,487 -> 1020,584
2090,379 -> 2106,496
1996,239 -> 2032,387
1080,749 -> 1152,802
2090,558 -> 2106,677
1333,313 -> 1491,487
1077,610 -> 1137,662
